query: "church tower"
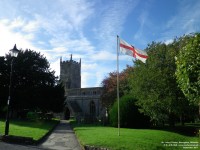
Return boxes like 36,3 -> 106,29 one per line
60,54 -> 81,90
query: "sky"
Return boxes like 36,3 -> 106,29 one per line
0,0 -> 200,88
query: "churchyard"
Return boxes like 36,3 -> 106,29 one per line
0,119 -> 199,149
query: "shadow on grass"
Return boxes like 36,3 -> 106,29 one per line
1,119 -> 59,130
0,119 -> 60,145
71,120 -> 200,137
152,124 -> 200,137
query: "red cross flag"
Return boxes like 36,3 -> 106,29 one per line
119,38 -> 148,63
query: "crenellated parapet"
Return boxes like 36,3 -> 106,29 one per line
60,55 -> 81,66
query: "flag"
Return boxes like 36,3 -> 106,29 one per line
119,38 -> 148,63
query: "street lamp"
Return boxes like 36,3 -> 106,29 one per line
5,44 -> 19,135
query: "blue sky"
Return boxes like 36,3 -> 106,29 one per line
0,0 -> 200,87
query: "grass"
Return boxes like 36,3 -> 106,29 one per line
72,123 -> 199,150
0,119 -> 59,140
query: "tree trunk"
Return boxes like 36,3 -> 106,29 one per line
180,114 -> 185,126
199,102 -> 200,118
169,113 -> 175,127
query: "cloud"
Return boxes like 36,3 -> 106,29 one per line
96,0 -> 138,43
132,0 -> 156,48
22,20 -> 40,32
81,72 -> 95,87
49,36 -> 95,54
9,17 -> 25,29
50,58 -> 60,77
164,39 -> 173,45
163,0 -> 200,39
0,1 -> 95,60
82,63 -> 97,71
90,50 -> 116,61
0,20 -> 36,56
134,11 -> 148,40
0,0 -> 137,88
81,63 -> 115,87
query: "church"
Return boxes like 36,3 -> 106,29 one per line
60,55 -> 105,122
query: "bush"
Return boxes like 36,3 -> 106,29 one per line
27,112 -> 39,120
109,95 -> 150,128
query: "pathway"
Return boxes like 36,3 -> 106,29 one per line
0,120 -> 82,150
40,120 -> 82,150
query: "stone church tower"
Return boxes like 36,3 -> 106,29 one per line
60,55 -> 105,122
60,54 -> 81,90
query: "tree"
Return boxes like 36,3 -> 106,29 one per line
175,33 -> 200,106
101,66 -> 133,109
109,95 -> 150,128
129,43 -> 171,124
129,37 -> 195,126
2,49 -> 65,116
0,56 -> 9,117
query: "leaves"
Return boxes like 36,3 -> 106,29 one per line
176,33 -> 200,105
101,33 -> 199,125
129,36 -> 195,124
0,49 -> 65,115
101,66 -> 134,109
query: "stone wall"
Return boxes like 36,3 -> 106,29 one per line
66,87 -> 104,120
60,56 -> 105,121
60,56 -> 81,90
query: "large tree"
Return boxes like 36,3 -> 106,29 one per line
101,66 -> 133,109
1,49 -> 65,116
129,36 -> 196,125
0,56 -> 9,117
175,33 -> 200,106
109,95 -> 150,128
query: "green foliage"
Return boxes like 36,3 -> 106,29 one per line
0,56 -> 9,117
129,36 -> 196,125
101,66 -> 133,109
0,49 -> 65,115
109,95 -> 150,128
176,33 -> 200,105
101,33 -> 199,127
27,112 -> 39,121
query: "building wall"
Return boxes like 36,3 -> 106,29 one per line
60,55 -> 81,90
66,87 -> 103,117
60,56 -> 105,121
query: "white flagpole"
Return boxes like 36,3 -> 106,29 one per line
117,35 -> 120,136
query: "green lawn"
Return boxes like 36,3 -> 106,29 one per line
0,119 -> 59,140
72,124 -> 199,150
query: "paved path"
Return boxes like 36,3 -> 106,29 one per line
0,120 -> 82,150
40,120 -> 82,150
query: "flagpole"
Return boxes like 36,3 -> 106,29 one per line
117,35 -> 120,136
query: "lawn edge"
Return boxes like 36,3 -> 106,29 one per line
0,120 -> 60,145
70,122 -> 110,150
35,120 -> 60,145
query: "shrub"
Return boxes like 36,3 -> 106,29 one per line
27,112 -> 39,120
109,95 -> 150,128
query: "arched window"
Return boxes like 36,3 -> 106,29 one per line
90,101 -> 96,115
